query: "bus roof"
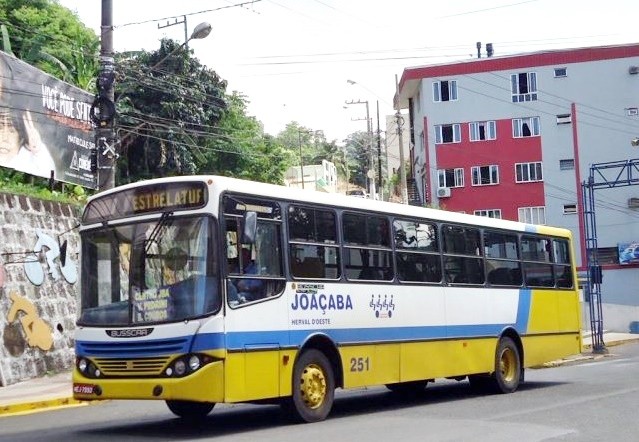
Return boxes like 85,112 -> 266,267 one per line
86,175 -> 571,238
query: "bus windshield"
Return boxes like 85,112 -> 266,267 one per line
79,215 -> 220,326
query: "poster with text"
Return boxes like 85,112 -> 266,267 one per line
0,51 -> 97,189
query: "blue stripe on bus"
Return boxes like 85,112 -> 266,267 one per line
516,288 -> 532,333
78,292 -> 534,356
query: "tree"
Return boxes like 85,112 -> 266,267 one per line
116,39 -> 228,183
0,0 -> 99,89
343,131 -> 370,189
200,91 -> 292,184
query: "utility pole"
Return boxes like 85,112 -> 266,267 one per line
93,0 -> 117,190
345,99 -> 374,198
395,74 -> 408,204
158,15 -> 189,49
297,128 -> 305,189
376,100 -> 383,201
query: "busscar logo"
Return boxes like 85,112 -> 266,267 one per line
106,328 -> 153,338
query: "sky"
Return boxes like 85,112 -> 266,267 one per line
58,0 -> 638,143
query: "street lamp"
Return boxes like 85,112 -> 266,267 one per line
151,22 -> 212,70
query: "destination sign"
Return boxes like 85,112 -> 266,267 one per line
83,181 -> 208,223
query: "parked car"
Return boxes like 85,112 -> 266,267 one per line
346,189 -> 368,198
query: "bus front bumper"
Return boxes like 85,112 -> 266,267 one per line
72,360 -> 225,403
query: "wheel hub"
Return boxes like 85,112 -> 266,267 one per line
499,347 -> 516,382
300,363 -> 326,409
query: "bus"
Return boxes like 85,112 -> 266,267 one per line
73,175 -> 582,422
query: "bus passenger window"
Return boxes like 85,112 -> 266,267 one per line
288,205 -> 340,280
343,213 -> 394,281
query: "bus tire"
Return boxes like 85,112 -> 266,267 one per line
284,349 -> 335,423
385,380 -> 429,395
490,336 -> 521,393
166,400 -> 215,419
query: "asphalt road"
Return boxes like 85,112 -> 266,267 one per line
2,342 -> 639,441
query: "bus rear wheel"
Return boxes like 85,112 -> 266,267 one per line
284,349 -> 335,423
166,400 -> 215,419
476,336 -> 521,394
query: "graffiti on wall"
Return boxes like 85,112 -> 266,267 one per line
23,229 -> 77,285
6,291 -> 53,351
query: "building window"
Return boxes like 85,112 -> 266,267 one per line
435,123 -> 461,144
469,121 -> 496,141
512,117 -> 540,138
554,67 -> 567,78
559,159 -> 575,170
563,204 -> 577,215
518,206 -> 546,224
433,80 -> 458,102
438,168 -> 464,188
474,209 -> 502,218
471,165 -> 499,186
515,162 -> 543,183
556,113 -> 572,124
588,247 -> 619,265
511,72 -> 537,102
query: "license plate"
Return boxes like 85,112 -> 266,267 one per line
73,383 -> 95,394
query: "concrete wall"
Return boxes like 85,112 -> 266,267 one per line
0,192 -> 81,386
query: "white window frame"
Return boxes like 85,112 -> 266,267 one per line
471,165 -> 499,186
518,206 -> 546,225
556,113 -> 572,125
433,80 -> 458,102
559,159 -> 575,170
512,117 -> 541,138
554,67 -> 567,78
469,121 -> 496,141
474,209 -> 502,219
515,162 -> 543,183
563,204 -> 577,215
511,72 -> 538,102
435,123 -> 461,144
438,168 -> 464,188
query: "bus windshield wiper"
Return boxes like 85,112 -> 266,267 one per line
145,211 -> 174,254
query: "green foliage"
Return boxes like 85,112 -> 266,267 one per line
343,131 -> 370,188
116,39 -> 292,185
0,0 -> 99,89
116,39 -> 228,182
0,169 -> 90,205
202,91 -> 293,183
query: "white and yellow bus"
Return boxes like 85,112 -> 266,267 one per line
73,175 -> 582,422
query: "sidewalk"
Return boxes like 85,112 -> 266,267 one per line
1,331 -> 639,417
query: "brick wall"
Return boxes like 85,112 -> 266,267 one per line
0,192 -> 81,386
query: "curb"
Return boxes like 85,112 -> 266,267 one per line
0,397 -> 87,417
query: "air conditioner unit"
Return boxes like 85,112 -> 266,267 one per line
628,198 -> 639,209
630,66 -> 639,75
437,187 -> 451,198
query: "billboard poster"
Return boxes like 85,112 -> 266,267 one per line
618,242 -> 639,265
0,51 -> 97,189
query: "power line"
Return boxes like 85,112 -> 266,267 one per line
115,1 -> 263,28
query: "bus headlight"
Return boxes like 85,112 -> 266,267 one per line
78,358 -> 88,373
174,360 -> 187,376
188,355 -> 201,371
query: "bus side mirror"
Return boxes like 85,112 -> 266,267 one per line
242,211 -> 257,245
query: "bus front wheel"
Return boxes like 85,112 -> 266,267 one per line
166,400 -> 215,419
284,349 -> 335,423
